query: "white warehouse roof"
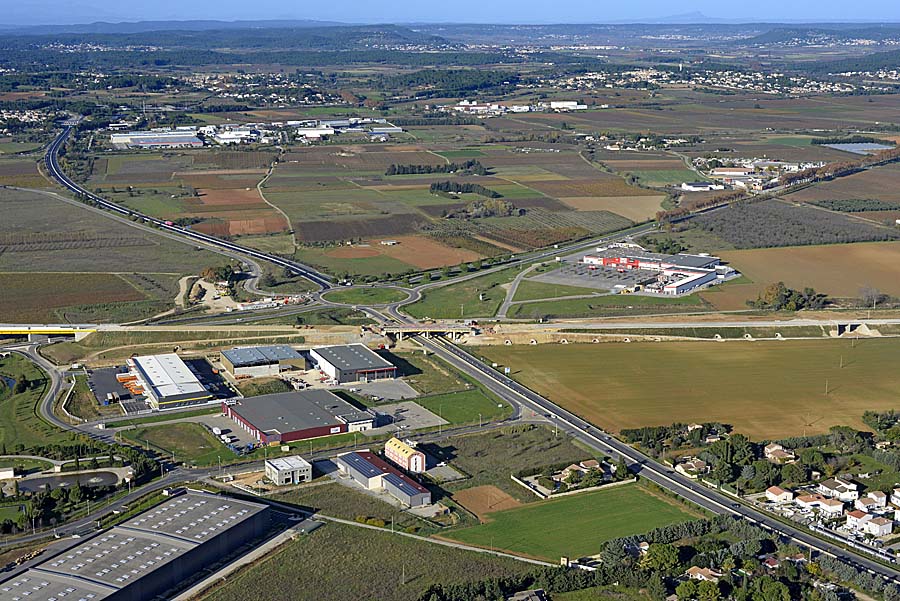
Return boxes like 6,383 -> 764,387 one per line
131,354 -> 207,400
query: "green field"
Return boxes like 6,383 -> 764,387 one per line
198,521 -> 533,601
512,280 -> 604,302
444,484 -> 699,560
404,268 -> 518,319
416,389 -> 510,425
104,407 -> 219,429
121,423 -> 223,465
632,169 -> 699,186
508,293 -> 704,319
322,287 -> 409,305
0,354 -> 68,449
480,338 -> 900,439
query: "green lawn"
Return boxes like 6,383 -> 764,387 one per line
105,407 -> 219,429
0,354 -> 68,449
513,280 -> 604,302
443,484 -> 698,560
121,422 -> 224,465
404,268 -> 519,319
632,169 -> 701,186
480,338 -> 900,439
416,389 -> 510,425
322,287 -> 409,306
509,293 -> 704,319
390,351 -> 469,395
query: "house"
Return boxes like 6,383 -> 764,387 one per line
762,556 -> 781,570
764,443 -> 796,464
864,490 -> 888,507
686,566 -> 722,582
818,477 -> 859,502
846,510 -> 872,530
675,458 -> 709,479
796,494 -> 844,515
891,487 -> 900,507
856,497 -> 881,513
766,486 -> 794,503
866,517 -> 893,537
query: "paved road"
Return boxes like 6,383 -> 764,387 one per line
44,126 -> 333,290
363,307 -> 900,582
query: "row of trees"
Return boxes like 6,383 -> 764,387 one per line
385,159 -> 487,176
430,181 -> 502,198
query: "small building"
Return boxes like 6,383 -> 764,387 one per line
796,494 -> 844,515
223,390 -> 374,444
681,181 -> 725,192
766,486 -> 794,503
335,450 -> 431,507
265,455 -> 312,486
818,477 -> 859,502
384,437 -> 426,474
221,345 -> 308,378
847,509 -> 872,530
685,566 -> 722,582
675,457 -> 708,479
764,443 -> 796,464
127,354 -> 211,410
866,516 -> 893,537
310,344 -> 397,384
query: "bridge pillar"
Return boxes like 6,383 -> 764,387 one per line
74,330 -> 92,342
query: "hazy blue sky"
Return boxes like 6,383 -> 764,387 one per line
3,0 -> 898,26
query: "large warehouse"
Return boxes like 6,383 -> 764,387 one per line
0,490 -> 269,601
223,389 -> 374,444
126,354 -> 211,410
336,450 -> 431,507
221,345 -> 308,378
310,344 -> 397,384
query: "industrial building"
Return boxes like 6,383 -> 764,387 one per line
223,389 -> 374,444
0,490 -> 268,601
265,455 -> 312,486
581,245 -> 736,296
220,345 -> 308,378
336,451 -> 431,507
310,344 -> 397,384
110,130 -> 203,149
125,354 -> 211,410
384,437 -> 426,474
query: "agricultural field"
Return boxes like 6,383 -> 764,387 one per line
0,157 -> 46,187
0,188 -> 218,274
198,521 -> 534,601
87,151 -> 288,237
257,142 -> 647,275
690,199 -> 900,249
0,273 -> 156,323
480,338 -> 900,440
443,483 -> 699,561
710,242 -> 900,306
785,163 -> 900,205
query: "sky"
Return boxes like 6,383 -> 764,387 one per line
3,0 -> 899,26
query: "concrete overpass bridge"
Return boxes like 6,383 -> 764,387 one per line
381,324 -> 473,342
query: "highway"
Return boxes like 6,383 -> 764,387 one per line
362,307 -> 900,583
32,123 -> 900,582
44,126 -> 333,290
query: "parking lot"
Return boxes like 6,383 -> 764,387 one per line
365,401 -> 447,436
530,261 -> 656,291
342,379 -> 419,402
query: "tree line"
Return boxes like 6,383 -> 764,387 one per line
430,181 -> 502,198
385,160 -> 488,176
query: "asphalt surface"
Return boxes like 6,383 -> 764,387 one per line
20,123 -> 900,583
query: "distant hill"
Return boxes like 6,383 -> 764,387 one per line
744,24 -> 900,45
0,19 -> 346,35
